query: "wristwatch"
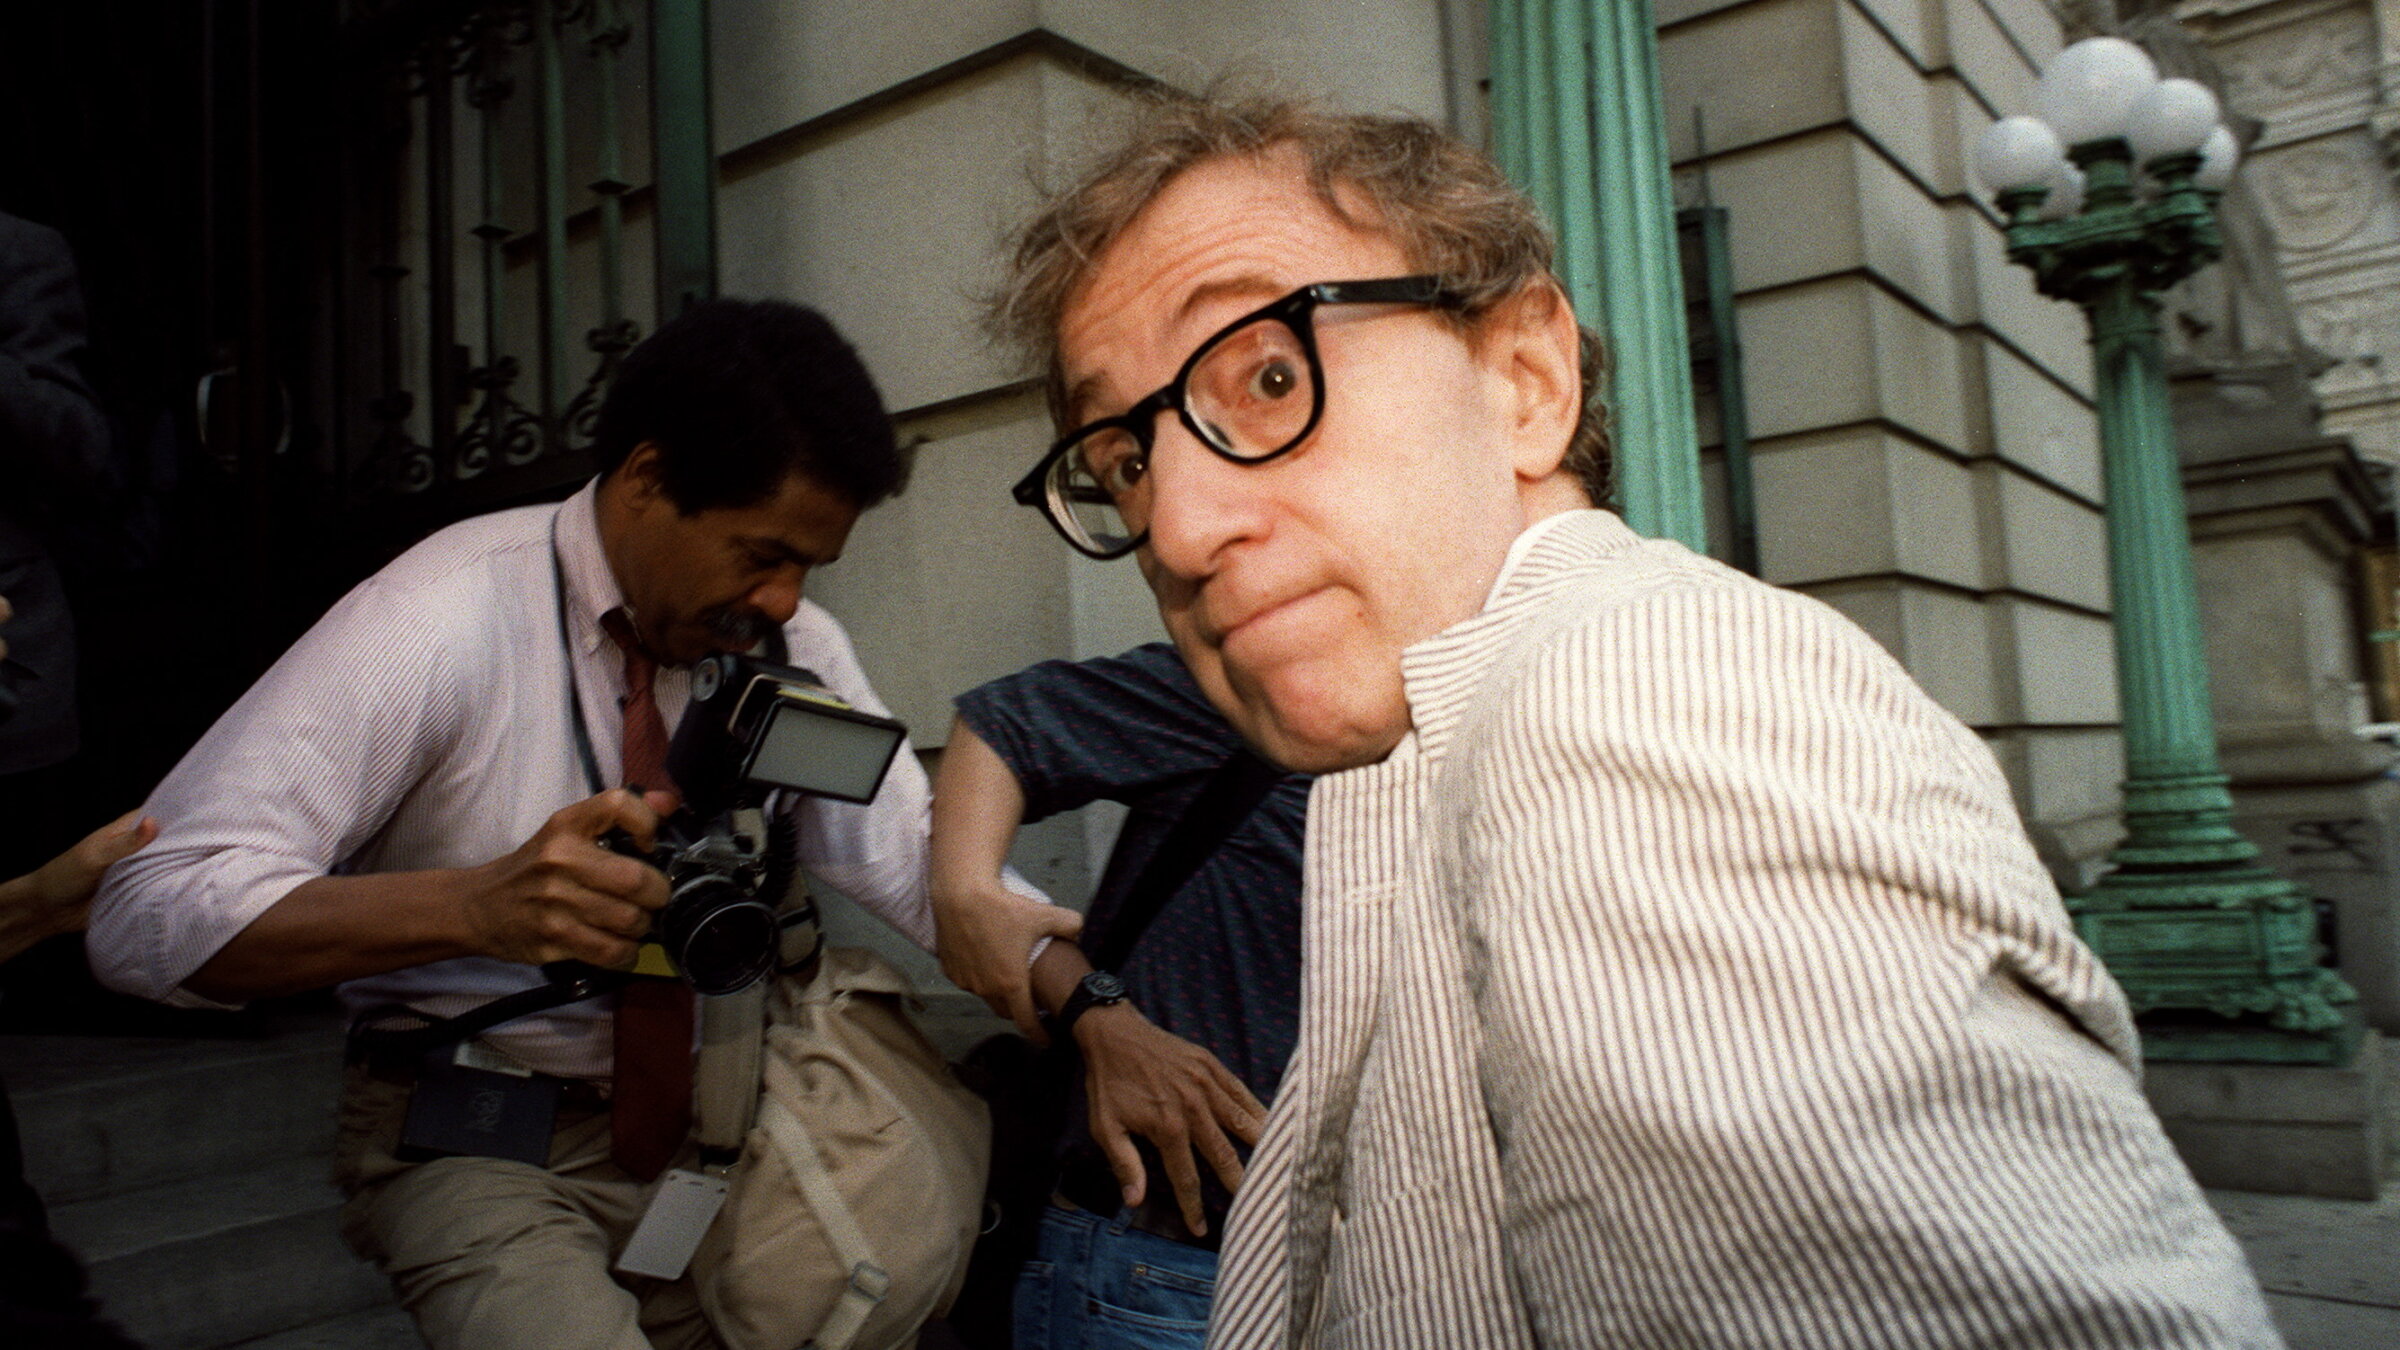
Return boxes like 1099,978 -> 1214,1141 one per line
1052,969 -> 1130,1039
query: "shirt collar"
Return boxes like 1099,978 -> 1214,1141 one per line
1481,507 -> 1588,609
1399,509 -> 1637,762
553,477 -> 622,657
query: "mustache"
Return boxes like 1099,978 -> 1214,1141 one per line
702,607 -> 776,650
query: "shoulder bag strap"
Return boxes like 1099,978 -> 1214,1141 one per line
1090,748 -> 1286,972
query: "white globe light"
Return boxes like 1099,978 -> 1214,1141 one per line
2126,77 -> 2222,162
2195,125 -> 2240,190
1975,116 -> 2067,194
2034,36 -> 2161,146
2038,162 -> 2087,221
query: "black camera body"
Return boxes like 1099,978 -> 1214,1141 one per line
614,652 -> 909,995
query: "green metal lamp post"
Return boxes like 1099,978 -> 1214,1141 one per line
1977,37 -> 2355,1064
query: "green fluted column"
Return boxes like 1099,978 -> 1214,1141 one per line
2086,279 -> 2256,870
1490,0 -> 1705,549
650,0 -> 717,321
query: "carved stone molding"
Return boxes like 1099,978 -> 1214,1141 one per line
2216,5 -> 2378,115
2379,53 -> 2400,165
2256,141 -> 2381,247
2296,288 -> 2400,390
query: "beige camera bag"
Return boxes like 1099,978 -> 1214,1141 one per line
687,945 -> 990,1350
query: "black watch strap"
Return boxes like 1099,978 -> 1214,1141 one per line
1053,969 -> 1129,1040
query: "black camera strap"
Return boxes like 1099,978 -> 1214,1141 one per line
343,514 -> 620,1066
349,962 -> 633,1064
347,506 -> 738,1065
553,508 -> 609,798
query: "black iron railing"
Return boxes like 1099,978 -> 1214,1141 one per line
335,0 -> 712,526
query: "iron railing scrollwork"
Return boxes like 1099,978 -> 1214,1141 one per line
340,0 -> 683,521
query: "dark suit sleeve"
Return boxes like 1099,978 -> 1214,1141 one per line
0,217 -> 114,505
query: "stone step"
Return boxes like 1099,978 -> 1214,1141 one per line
222,1304 -> 423,1350
4,1012 -> 346,1205
48,1149 -> 391,1350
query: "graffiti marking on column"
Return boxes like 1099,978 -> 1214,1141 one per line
2287,817 -> 2376,866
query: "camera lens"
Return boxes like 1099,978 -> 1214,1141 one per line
658,875 -> 779,995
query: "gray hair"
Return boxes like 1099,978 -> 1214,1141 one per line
987,90 -> 1612,505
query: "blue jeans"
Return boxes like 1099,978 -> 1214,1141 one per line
1012,1203 -> 1219,1350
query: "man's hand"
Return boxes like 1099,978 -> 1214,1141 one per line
2,809 -> 159,964
1076,1002 -> 1268,1237
453,788 -> 675,968
933,877 -> 1085,1040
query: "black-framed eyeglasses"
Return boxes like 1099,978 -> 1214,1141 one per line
1011,275 -> 1462,559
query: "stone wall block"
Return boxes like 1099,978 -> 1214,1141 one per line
1936,0 -> 2043,120
1852,137 -> 1961,319
1039,0 -> 1448,113
1999,594 -> 2121,726
1657,0 -> 1754,28
1846,0 -> 1937,70
1963,215 -> 2096,394
1869,287 -> 1972,450
1736,279 -> 1879,439
2196,529 -> 2362,737
1802,576 -> 2000,724
1886,436 -> 1984,589
1753,428 -> 1898,582
1986,726 -> 2128,888
1986,463 -> 2111,611
1977,333 -> 2101,500
717,59 -> 1068,412
1839,4 -> 1948,198
2019,726 -> 2132,832
1899,581 -> 2002,723
2144,1030 -> 2387,1199
1691,132 -> 1863,293
808,405 -> 1070,741
1658,0 -> 1846,162
710,0 -> 1034,150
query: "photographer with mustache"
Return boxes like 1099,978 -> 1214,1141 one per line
87,300 -> 935,1350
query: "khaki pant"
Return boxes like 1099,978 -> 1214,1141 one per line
333,1067 -> 721,1350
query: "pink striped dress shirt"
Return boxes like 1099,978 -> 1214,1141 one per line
88,479 -> 933,1079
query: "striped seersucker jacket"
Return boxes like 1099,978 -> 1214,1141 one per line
1204,510 -> 2281,1349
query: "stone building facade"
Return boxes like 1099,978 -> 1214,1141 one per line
709,0 -> 2133,912
407,0 -> 2394,1031
2176,0 -> 2400,465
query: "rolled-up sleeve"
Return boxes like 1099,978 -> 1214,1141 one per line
88,578 -> 457,1004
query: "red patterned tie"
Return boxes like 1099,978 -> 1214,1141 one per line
602,609 -> 692,1182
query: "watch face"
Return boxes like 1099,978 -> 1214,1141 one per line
1085,970 -> 1127,1002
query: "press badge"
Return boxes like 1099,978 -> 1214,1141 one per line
616,1168 -> 730,1280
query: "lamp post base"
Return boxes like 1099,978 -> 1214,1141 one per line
2071,863 -> 2360,1065
2133,1006 -> 2361,1065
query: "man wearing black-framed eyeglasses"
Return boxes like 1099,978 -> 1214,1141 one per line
1013,275 -> 1461,560
975,95 -> 2275,1350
